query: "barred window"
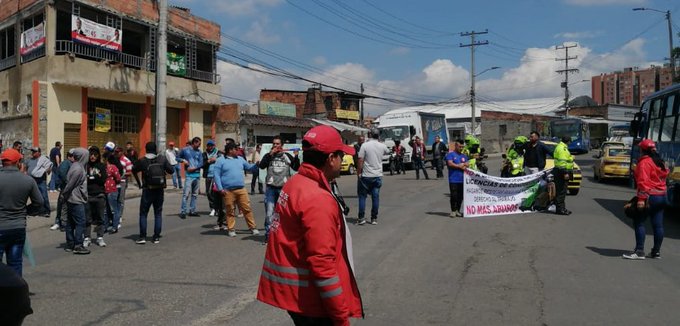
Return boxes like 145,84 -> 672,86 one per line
87,98 -> 140,133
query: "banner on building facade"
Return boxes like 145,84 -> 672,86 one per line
167,52 -> 186,76
335,109 -> 360,120
94,107 -> 111,132
20,22 -> 45,55
463,169 -> 553,218
71,15 -> 122,51
259,101 -> 297,118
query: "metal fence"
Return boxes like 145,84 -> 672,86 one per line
0,55 -> 16,72
55,40 -> 147,69
21,46 -> 46,64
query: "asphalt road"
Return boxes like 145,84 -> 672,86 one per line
21,155 -> 680,326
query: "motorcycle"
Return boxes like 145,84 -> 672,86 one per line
476,147 -> 489,174
388,152 -> 397,176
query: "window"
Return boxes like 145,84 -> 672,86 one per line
0,26 -> 16,59
1,101 -> 7,114
666,94 -> 676,117
499,124 -> 507,137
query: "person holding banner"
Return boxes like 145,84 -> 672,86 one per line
446,140 -> 468,218
553,136 -> 574,215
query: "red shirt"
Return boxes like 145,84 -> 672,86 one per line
119,156 -> 133,179
104,163 -> 121,194
635,155 -> 668,200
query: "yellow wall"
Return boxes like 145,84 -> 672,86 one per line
46,83 -> 82,148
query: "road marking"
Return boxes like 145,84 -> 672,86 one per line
190,283 -> 258,326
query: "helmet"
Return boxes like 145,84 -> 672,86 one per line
465,135 -> 480,146
639,139 -> 656,151
513,136 -> 528,144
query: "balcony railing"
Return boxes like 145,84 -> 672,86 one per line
187,69 -> 219,83
0,55 -> 16,72
21,46 -> 46,64
55,40 -> 148,69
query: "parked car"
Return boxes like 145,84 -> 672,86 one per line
593,146 -> 630,182
341,154 -> 356,175
543,141 -> 582,195
596,141 -> 626,157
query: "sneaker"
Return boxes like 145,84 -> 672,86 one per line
83,237 -> 91,248
96,237 -> 107,247
50,223 -> 60,231
622,251 -> 646,260
649,251 -> 661,259
209,209 -> 216,216
357,219 -> 367,225
227,230 -> 237,237
73,246 -> 90,255
64,246 -> 74,253
251,229 -> 260,235
152,237 -> 160,244
188,212 -> 200,217
449,212 -> 458,218
179,213 -> 187,220
135,238 -> 146,245
370,219 -> 378,225
212,224 -> 223,230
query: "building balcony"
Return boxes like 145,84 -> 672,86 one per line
0,55 -> 16,72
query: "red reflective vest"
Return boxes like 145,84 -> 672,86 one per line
257,163 -> 363,325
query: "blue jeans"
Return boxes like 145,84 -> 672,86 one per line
107,192 -> 121,231
264,186 -> 282,241
181,175 -> 200,214
65,203 -> 86,248
35,179 -> 51,214
413,157 -> 429,179
140,189 -> 164,238
171,165 -> 182,188
49,170 -> 61,191
357,177 -> 382,220
633,195 -> 666,253
0,228 -> 26,277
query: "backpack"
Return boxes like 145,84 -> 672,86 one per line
145,158 -> 166,189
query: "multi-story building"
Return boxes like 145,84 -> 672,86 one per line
0,0 -> 220,154
592,65 -> 674,107
260,88 -> 364,125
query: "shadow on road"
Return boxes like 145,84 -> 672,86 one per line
585,246 -> 629,257
425,211 -> 450,217
594,198 -> 680,240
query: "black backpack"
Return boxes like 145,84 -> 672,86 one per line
145,158 -> 166,189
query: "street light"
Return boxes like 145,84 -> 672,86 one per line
470,66 -> 500,136
633,7 -> 676,82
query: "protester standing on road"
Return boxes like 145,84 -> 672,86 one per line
0,149 -> 43,276
353,135 -> 365,168
523,131 -> 551,175
104,154 -> 122,234
432,135 -> 448,178
203,140 -> 219,217
552,136 -> 574,216
409,136 -> 429,180
61,148 -> 90,254
115,147 -> 133,229
213,142 -> 260,237
357,128 -> 390,225
48,142 -> 62,192
50,151 -> 73,231
623,139 -> 669,260
392,140 -> 406,174
178,137 -> 203,219
165,142 -> 182,189
132,142 -> 174,244
446,140 -> 468,218
257,125 -> 363,325
258,136 -> 300,244
26,147 -> 52,217
249,144 -> 264,195
125,142 -> 138,165
84,146 -> 108,248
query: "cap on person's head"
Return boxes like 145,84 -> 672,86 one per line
207,139 -> 215,146
145,142 -> 157,154
639,139 -> 656,151
104,142 -> 116,152
168,141 -> 175,146
29,147 -> 40,153
302,125 -> 355,155
0,149 -> 23,164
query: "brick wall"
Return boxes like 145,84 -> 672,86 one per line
260,90 -> 308,118
480,111 -> 557,153
0,0 -> 42,22
216,103 -> 239,123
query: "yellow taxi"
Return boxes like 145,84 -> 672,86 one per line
341,154 -> 356,175
543,141 -> 582,195
593,146 -> 630,182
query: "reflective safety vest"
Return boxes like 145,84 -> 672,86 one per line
553,142 -> 574,170
510,156 -> 524,176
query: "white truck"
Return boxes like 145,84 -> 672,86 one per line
377,111 -> 448,168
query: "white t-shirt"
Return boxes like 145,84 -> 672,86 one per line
358,139 -> 389,178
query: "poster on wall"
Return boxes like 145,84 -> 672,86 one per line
167,52 -> 186,76
71,15 -> 122,51
95,108 -> 111,132
20,22 -> 46,55
259,101 -> 297,117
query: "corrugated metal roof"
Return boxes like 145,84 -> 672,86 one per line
382,97 -> 565,120
240,114 -> 316,128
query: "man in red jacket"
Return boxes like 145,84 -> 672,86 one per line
257,125 -> 363,326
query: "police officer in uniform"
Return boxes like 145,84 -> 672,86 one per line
552,136 -> 574,215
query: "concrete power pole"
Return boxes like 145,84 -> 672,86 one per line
155,0 -> 168,150
360,83 -> 364,128
555,43 -> 579,118
460,30 -> 488,136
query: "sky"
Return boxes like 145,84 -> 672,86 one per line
173,0 -> 680,116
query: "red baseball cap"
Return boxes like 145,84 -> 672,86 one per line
0,149 -> 23,164
639,139 -> 656,151
303,125 -> 355,155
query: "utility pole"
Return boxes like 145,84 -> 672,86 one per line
460,30 -> 488,136
555,43 -> 579,118
155,0 -> 168,151
664,10 -> 676,83
360,83 -> 364,128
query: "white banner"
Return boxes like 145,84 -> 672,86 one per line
463,169 -> 553,218
71,15 -> 122,51
20,22 -> 45,55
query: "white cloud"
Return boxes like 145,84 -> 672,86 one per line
312,56 -> 327,65
563,0 -> 646,6
214,0 -> 283,16
554,31 -> 603,39
244,17 -> 280,45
